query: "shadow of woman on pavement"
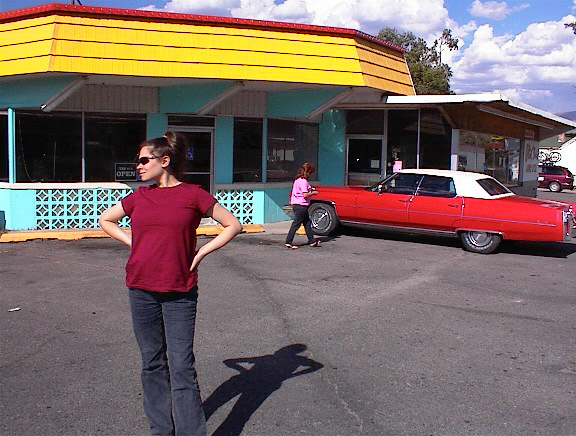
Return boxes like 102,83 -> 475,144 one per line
203,343 -> 323,436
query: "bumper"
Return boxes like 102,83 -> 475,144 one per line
563,210 -> 576,241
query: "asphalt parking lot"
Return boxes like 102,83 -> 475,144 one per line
2,220 -> 576,435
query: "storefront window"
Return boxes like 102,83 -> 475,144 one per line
419,108 -> 451,169
85,114 -> 146,182
387,110 -> 418,175
16,112 -> 82,182
0,114 -> 7,182
233,118 -> 262,182
167,115 -> 214,127
347,138 -> 383,185
346,110 -> 384,135
267,119 -> 318,182
458,130 -> 520,186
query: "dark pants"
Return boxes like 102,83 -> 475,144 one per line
129,288 -> 206,436
285,204 -> 315,245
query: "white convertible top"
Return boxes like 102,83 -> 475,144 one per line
397,169 -> 516,200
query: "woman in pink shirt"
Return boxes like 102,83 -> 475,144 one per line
285,162 -> 320,249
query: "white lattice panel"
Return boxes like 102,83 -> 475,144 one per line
215,190 -> 254,224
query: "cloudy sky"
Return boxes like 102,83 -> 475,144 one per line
2,0 -> 575,115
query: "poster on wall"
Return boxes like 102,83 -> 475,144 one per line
522,140 -> 539,182
115,163 -> 137,182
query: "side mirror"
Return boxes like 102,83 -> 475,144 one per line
377,184 -> 383,195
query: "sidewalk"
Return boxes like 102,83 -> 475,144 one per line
0,221 -> 297,243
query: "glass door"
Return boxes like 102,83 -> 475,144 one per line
169,128 -> 213,193
347,137 -> 385,186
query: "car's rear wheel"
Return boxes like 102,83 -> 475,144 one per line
459,231 -> 502,254
309,203 -> 339,236
548,181 -> 562,192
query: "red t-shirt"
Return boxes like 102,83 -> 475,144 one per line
121,183 -> 217,292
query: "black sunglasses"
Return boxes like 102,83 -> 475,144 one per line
135,155 -> 160,166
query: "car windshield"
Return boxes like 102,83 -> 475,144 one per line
366,174 -> 394,191
476,178 -> 512,196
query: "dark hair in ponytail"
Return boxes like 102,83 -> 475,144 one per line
139,131 -> 187,179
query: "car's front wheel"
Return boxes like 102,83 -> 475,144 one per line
459,231 -> 502,254
309,203 -> 339,236
548,181 -> 562,192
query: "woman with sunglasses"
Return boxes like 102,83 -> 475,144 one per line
99,131 -> 242,436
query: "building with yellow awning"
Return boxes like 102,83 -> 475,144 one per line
0,3 -> 573,231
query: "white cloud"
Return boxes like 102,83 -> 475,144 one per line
451,15 -> 576,112
468,0 -> 529,21
140,0 -> 240,16
139,0 -> 576,112
140,0 -> 452,38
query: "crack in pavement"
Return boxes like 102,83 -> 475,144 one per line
218,251 -> 367,433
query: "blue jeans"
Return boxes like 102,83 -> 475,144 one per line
129,287 -> 206,436
285,205 -> 315,245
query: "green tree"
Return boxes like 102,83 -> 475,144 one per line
378,27 -> 458,94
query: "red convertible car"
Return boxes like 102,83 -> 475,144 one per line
309,169 -> 576,254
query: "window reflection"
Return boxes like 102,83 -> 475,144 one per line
16,112 -> 82,182
387,110 -> 418,175
85,114 -> 145,182
419,108 -> 451,169
458,130 -> 520,186
267,119 -> 318,182
233,118 -> 263,183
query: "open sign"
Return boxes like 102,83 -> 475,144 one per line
115,163 -> 137,181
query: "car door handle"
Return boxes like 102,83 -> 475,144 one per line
447,204 -> 460,208
399,199 -> 411,204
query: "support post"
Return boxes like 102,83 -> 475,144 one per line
7,108 -> 15,184
451,129 -> 460,171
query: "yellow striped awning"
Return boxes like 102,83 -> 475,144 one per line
0,4 -> 414,96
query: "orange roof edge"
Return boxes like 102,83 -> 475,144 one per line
0,3 -> 406,53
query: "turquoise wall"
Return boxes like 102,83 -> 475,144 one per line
248,188 -> 292,224
263,187 -> 292,222
318,110 -> 346,185
0,190 -> 8,231
252,191 -> 265,224
215,116 -> 233,184
267,88 -> 344,117
147,113 -> 168,138
0,76 -> 78,109
0,189 -> 36,230
159,82 -> 233,113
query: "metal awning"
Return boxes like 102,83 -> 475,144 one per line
336,92 -> 576,140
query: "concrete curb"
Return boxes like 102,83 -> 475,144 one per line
0,224 -> 265,243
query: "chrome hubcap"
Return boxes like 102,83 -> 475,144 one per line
311,210 -> 330,230
467,231 -> 491,247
